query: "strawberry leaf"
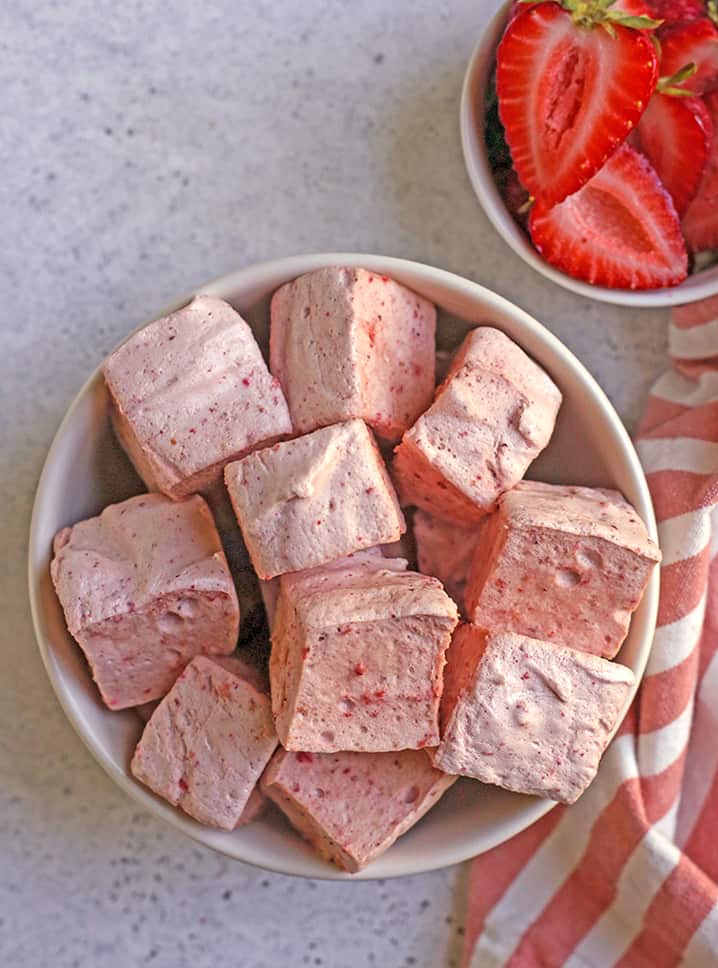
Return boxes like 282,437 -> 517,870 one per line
657,61 -> 698,95
605,13 -> 663,28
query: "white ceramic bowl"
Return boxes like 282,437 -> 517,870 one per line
28,253 -> 659,879
461,1 -> 718,308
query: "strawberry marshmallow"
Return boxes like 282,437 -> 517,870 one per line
393,327 -> 562,522
270,552 -> 459,753
261,748 -> 456,872
103,295 -> 292,500
270,267 -> 436,442
135,656 -> 269,828
413,509 -> 482,608
134,656 -> 266,721
212,654 -> 270,696
433,626 -> 634,804
51,493 -> 239,709
465,481 -> 661,658
131,656 -> 277,829
224,419 -> 406,580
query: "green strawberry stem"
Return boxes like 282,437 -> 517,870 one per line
657,62 -> 699,97
519,0 -> 662,31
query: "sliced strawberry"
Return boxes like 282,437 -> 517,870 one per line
613,0 -> 660,17
528,144 -> 688,289
660,18 -> 718,93
682,91 -> 718,251
636,93 -> 713,214
645,0 -> 708,20
515,0 -> 657,16
497,4 -> 659,206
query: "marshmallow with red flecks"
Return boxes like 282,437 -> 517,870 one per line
261,747 -> 456,872
433,625 -> 634,803
465,481 -> 661,658
131,655 -> 277,829
103,295 -> 292,499
413,509 -> 482,608
205,653 -> 271,828
224,419 -> 406,580
133,656 -> 266,721
270,552 -> 458,753
51,493 -> 239,709
393,327 -> 562,522
132,650 -> 270,830
270,267 -> 436,443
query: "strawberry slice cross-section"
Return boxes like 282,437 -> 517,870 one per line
528,144 -> 688,289
496,2 -> 659,206
636,92 -> 713,215
682,91 -> 718,253
659,18 -> 718,95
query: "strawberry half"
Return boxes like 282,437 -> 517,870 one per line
528,144 -> 688,289
636,92 -> 713,214
660,18 -> 718,94
496,3 -> 659,206
682,91 -> 718,251
613,0 -> 660,16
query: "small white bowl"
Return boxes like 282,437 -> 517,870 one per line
461,0 -> 718,308
28,253 -> 659,879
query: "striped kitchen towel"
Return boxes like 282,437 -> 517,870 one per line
463,296 -> 718,968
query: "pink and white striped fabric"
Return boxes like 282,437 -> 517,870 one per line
463,296 -> 718,968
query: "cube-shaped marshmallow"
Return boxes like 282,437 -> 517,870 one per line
51,493 -> 239,709
131,656 -> 277,829
433,625 -> 634,803
225,419 -> 406,579
465,482 -> 661,658
134,651 -> 268,721
393,327 -> 562,522
104,296 -> 292,499
261,747 -> 456,872
210,654 -> 270,827
134,661 -> 268,828
270,552 -> 458,752
213,653 -> 270,696
270,267 -> 436,442
413,509 -> 482,608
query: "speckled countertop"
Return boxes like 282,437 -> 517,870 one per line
1,1 -> 668,965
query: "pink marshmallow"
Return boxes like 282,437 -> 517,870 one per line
103,295 -> 292,499
50,493 -> 239,709
393,327 -> 562,522
270,267 -> 436,443
465,481 -> 661,658
433,625 -> 634,803
261,747 -> 456,872
224,419 -> 406,580
131,655 -> 278,829
212,654 -> 270,696
270,552 -> 458,753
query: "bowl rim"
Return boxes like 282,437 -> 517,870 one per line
28,251 -> 661,879
459,0 -> 718,308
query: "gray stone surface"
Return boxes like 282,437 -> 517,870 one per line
0,0 -> 668,965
